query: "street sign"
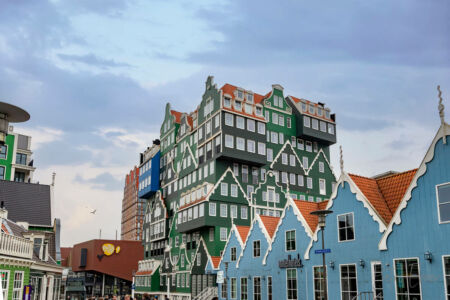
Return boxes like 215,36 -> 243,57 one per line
131,283 -> 135,290
315,249 -> 331,254
216,271 -> 224,284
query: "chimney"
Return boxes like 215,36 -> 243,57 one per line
0,201 -> 8,219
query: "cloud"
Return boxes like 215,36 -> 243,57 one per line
58,53 -> 132,69
74,172 -> 123,191
12,126 -> 64,150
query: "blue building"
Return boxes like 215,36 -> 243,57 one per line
216,119 -> 450,299
138,143 -> 161,199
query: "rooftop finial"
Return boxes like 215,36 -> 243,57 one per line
51,172 -> 56,186
340,145 -> 344,174
438,85 -> 447,144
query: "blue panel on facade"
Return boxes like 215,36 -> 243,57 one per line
138,151 -> 160,199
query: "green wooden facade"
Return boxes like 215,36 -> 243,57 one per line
0,134 -> 15,181
138,76 -> 337,298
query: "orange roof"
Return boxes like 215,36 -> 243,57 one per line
135,270 -> 153,276
235,225 -> 250,244
187,115 -> 193,129
220,84 -> 266,120
349,169 -> 417,224
259,216 -> 280,238
210,256 -> 221,269
289,96 -> 334,122
293,200 -> 329,231
170,110 -> 182,123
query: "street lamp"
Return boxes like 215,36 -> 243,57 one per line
311,209 -> 333,300
0,102 -> 30,145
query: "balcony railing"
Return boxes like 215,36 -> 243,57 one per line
0,232 -> 33,259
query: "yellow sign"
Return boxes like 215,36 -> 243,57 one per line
98,243 -> 121,261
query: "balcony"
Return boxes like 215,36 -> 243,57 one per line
0,232 -> 33,260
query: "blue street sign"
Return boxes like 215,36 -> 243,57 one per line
315,249 -> 331,254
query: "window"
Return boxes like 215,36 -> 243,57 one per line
319,179 -> 326,195
313,142 -> 318,152
231,184 -> 238,197
437,183 -> 450,223
241,277 -> 248,300
338,213 -> 355,242
340,264 -> 357,300
225,134 -> 234,148
287,269 -> 297,300
271,132 -> 278,144
225,113 -> 234,126
306,141 -> 312,152
312,119 -> 319,130
247,119 -> 255,132
241,206 -> 248,219
319,162 -> 324,173
272,112 -> 278,125
268,276 -> 273,300
307,177 -> 313,189
258,142 -> 266,155
313,266 -> 326,300
16,153 -> 26,165
444,256 -> 450,299
394,258 -> 421,298
257,122 -> 265,134
253,277 -> 261,300
256,106 -> 262,116
244,104 -> 252,114
220,204 -> 228,217
216,135 -> 222,154
290,173 -> 296,185
0,166 -> 5,180
297,139 -> 304,150
267,148 -> 273,162
237,137 -> 245,151
328,124 -> 335,134
215,114 -> 220,128
279,133 -> 284,144
222,278 -> 228,299
209,203 -> 216,216
279,115 -> 285,126
282,172 -> 288,184
1,270 -> 9,299
221,183 -> 228,196
237,116 -> 245,129
290,154 -> 296,166
228,277 -> 236,299
209,228 -> 214,241
303,156 -> 309,169
253,240 -> 261,257
220,227 -> 227,241
231,247 -> 237,261
247,140 -> 255,153
231,205 -> 237,218
282,153 -> 288,165
0,145 -> 6,159
304,116 -> 311,127
242,165 -> 248,183
285,230 -> 296,251
320,121 -> 327,132
206,121 -> 211,135
235,100 -> 242,111
372,262 -> 383,299
233,163 -> 239,176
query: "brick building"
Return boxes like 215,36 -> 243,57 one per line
121,167 -> 144,240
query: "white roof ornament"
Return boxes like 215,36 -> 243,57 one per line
438,85 -> 447,144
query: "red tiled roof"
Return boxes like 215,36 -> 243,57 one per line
220,83 -> 266,120
211,256 -> 221,269
187,115 -> 193,129
289,96 -> 334,122
259,216 -> 280,239
170,110 -> 182,123
349,169 -> 417,224
293,200 -> 329,231
235,225 -> 250,244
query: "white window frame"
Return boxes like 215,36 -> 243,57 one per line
443,255 -> 450,299
220,227 -> 227,241
319,178 -> 326,195
436,182 -> 450,224
371,261 -> 383,299
220,203 -> 228,218
0,270 -> 10,300
241,206 -> 248,219
237,137 -> 245,151
225,113 -> 234,127
231,184 -> 238,197
209,203 -> 216,216
285,229 -> 296,252
236,116 -> 245,129
225,134 -> 234,148
337,212 -> 355,242
339,264 -> 358,300
286,268 -> 297,300
221,182 -> 228,196
313,265 -> 328,300
393,257 -> 422,299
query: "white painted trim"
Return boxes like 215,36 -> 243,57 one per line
442,255 -> 450,298
393,257 -> 422,299
370,261 -> 383,298
379,124 -> 450,250
284,229 -> 296,252
285,268 -> 297,300
270,140 -> 305,171
436,182 -> 450,224
0,269 -> 10,300
206,167 -> 248,204
312,265 -> 329,299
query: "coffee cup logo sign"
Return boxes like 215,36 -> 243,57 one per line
97,243 -> 121,261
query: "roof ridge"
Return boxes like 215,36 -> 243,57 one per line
375,168 -> 418,181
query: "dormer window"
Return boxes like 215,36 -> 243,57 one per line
247,93 -> 254,103
235,100 -> 242,111
224,97 -> 231,108
309,105 -> 315,114
317,107 -> 323,116
244,104 -> 253,114
325,110 -> 330,119
255,106 -> 262,116
302,103 -> 307,113
237,90 -> 244,99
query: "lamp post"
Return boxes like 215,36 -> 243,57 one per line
311,209 -> 333,300
0,102 -> 30,145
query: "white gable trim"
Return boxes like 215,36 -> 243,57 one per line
305,148 -> 337,179
206,167 -> 248,204
379,124 -> 450,250
270,140 -> 305,171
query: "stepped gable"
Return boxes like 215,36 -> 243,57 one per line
259,216 -> 280,239
236,225 -> 251,244
349,169 -> 417,224
294,200 -> 329,231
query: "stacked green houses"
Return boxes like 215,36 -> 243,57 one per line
134,76 -> 337,300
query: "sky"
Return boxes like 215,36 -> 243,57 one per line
0,0 -> 449,246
